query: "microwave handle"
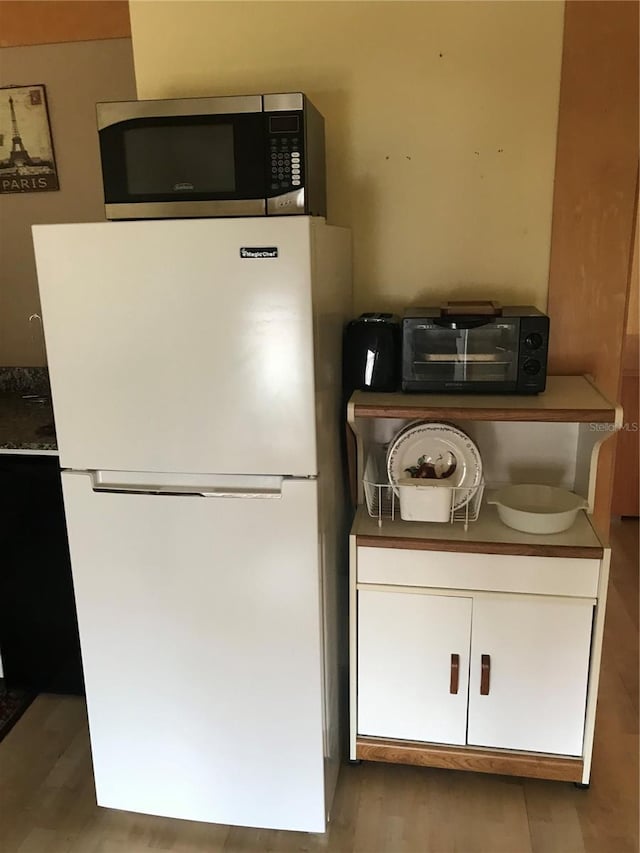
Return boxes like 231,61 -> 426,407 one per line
432,316 -> 492,330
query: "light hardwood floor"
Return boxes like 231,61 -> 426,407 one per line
1,520 -> 637,853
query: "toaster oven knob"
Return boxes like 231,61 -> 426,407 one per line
524,332 -> 543,350
523,358 -> 542,375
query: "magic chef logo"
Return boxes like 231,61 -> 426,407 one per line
239,247 -> 278,259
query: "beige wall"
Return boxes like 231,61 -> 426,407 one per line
0,38 -> 136,365
130,0 -> 564,314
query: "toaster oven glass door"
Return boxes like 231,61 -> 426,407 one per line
406,320 -> 520,386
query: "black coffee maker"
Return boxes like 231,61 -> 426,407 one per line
343,313 -> 401,394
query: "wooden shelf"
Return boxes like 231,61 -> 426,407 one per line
351,503 -> 605,558
348,375 -> 618,423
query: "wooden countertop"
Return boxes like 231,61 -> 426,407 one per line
348,375 -> 619,423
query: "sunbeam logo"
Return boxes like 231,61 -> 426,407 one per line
240,247 -> 278,259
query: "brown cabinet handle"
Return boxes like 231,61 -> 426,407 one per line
450,653 -> 460,694
480,654 -> 491,695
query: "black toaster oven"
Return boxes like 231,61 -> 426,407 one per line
402,302 -> 549,394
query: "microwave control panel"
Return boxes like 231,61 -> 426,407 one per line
266,112 -> 304,196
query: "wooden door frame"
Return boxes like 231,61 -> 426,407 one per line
546,0 -> 639,536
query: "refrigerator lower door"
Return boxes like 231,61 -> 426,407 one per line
62,470 -> 326,832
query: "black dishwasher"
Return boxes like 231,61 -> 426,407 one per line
0,455 -> 84,694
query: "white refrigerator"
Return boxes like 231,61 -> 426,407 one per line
32,217 -> 351,832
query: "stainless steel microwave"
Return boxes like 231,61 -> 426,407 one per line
402,303 -> 550,394
96,93 -> 326,220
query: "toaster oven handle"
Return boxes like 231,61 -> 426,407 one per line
432,316 -> 492,330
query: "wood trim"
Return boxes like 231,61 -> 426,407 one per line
621,334 -> 639,377
625,194 -> 639,338
0,1 -> 131,48
546,1 -> 639,536
352,403 -> 615,423
547,1 -> 638,387
355,737 -> 584,782
355,534 -> 604,559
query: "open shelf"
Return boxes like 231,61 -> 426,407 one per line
352,502 -> 605,558
348,375 -> 619,423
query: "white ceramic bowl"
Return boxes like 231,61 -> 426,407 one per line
487,484 -> 587,534
397,478 -> 453,523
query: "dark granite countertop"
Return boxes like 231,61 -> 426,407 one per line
0,367 -> 58,453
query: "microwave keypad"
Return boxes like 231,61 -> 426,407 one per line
269,137 -> 302,192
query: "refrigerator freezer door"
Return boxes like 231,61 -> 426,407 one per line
62,470 -> 326,832
33,219 -> 317,475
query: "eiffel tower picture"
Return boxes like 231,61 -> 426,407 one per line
0,84 -> 59,194
8,95 -> 34,167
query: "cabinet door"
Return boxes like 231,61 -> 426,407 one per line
358,589 -> 472,745
467,596 -> 593,755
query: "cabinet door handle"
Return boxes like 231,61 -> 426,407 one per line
480,654 -> 491,695
449,653 -> 460,694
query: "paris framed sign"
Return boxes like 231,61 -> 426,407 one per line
0,84 -> 59,194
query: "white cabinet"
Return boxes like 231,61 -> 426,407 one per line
467,596 -> 593,756
356,586 -> 593,757
358,590 -> 471,745
347,378 -> 619,784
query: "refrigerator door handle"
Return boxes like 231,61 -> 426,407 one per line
90,483 -> 283,499
88,471 -> 284,498
200,488 -> 282,499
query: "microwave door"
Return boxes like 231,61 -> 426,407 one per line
99,108 -> 267,219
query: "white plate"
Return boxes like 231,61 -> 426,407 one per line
386,422 -> 483,510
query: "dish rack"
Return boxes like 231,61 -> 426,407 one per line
362,450 -> 484,530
